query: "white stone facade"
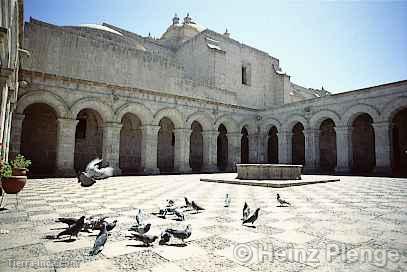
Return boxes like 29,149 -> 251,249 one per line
8,15 -> 407,177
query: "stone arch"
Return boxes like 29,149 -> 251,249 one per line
70,97 -> 114,122
309,110 -> 341,129
217,124 -> 228,171
214,114 -> 238,133
153,107 -> 185,128
391,107 -> 407,177
157,117 -> 175,172
351,113 -> 376,174
190,121 -> 203,171
186,111 -> 215,131
119,113 -> 143,174
115,102 -> 154,125
267,126 -> 279,163
282,114 -> 309,131
341,103 -> 380,127
239,117 -> 257,134
381,96 -> 407,122
260,117 -> 282,134
16,91 -> 70,118
292,122 -> 305,165
241,126 -> 249,163
319,118 -> 337,173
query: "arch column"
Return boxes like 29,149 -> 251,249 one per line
174,128 -> 192,173
141,125 -> 160,174
56,118 -> 79,177
248,133 -> 259,163
335,125 -> 351,174
202,130 -> 218,172
228,132 -> 241,171
304,129 -> 319,172
9,113 -> 25,160
103,122 -> 122,175
279,131 -> 292,164
373,121 -> 391,175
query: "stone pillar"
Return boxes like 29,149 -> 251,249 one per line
141,125 -> 160,174
56,118 -> 78,177
2,102 -> 12,162
335,125 -> 352,174
102,122 -> 122,175
201,130 -> 218,172
9,113 -> 24,160
304,128 -> 319,173
278,131 -> 292,164
228,132 -> 241,171
174,128 -> 192,173
372,121 -> 391,175
248,133 -> 259,163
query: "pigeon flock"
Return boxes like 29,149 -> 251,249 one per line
55,158 -> 293,256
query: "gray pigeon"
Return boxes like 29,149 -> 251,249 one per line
129,223 -> 151,234
57,216 -> 85,239
89,222 -> 108,255
135,209 -> 144,226
191,201 -> 205,213
55,217 -> 79,227
183,197 -> 192,209
277,193 -> 291,206
78,158 -> 114,187
242,208 -> 260,225
165,224 -> 192,243
242,202 -> 250,221
130,233 -> 158,246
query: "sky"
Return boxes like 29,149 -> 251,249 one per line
24,0 -> 407,93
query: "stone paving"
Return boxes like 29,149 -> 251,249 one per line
0,174 -> 406,272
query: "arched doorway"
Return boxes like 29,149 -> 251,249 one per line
74,109 -> 104,172
21,103 -> 57,176
319,119 -> 337,173
157,117 -> 175,173
190,121 -> 203,171
351,113 -> 375,174
267,126 -> 278,163
392,108 -> 407,177
292,122 -> 305,165
217,124 -> 228,171
241,127 -> 249,163
119,113 -> 142,174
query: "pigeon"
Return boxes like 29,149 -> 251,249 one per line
173,209 -> 185,221
89,222 -> 108,255
159,231 -> 171,245
57,216 -> 85,239
277,193 -> 291,206
191,201 -> 205,213
243,208 -> 260,225
78,158 -> 114,187
166,199 -> 175,207
183,197 -> 192,208
90,216 -> 109,230
55,217 -> 79,227
129,223 -> 151,234
130,233 -> 158,246
242,202 -> 250,221
165,224 -> 192,243
224,194 -> 231,207
105,220 -> 117,231
135,209 -> 144,226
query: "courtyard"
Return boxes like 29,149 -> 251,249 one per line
0,174 -> 406,272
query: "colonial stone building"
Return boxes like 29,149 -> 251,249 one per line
8,14 -> 407,177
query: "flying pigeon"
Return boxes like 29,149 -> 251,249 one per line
78,158 -> 114,187
57,216 -> 85,239
159,231 -> 171,245
89,222 -> 108,255
165,224 -> 192,244
173,209 -> 185,221
90,216 -> 109,230
277,193 -> 291,206
242,208 -> 260,225
130,233 -> 158,246
182,197 -> 192,209
191,201 -> 205,213
224,194 -> 231,207
242,202 -> 250,221
129,223 -> 151,234
55,217 -> 79,227
135,209 -> 144,226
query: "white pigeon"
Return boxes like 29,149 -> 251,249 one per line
78,158 -> 114,187
135,209 -> 144,227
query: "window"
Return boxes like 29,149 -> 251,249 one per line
242,66 -> 248,85
75,118 -> 87,139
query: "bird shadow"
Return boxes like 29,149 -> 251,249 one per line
54,238 -> 77,243
161,243 -> 187,247
171,218 -> 185,221
126,244 -> 152,247
49,227 -> 67,230
276,205 -> 290,208
243,225 -> 257,229
0,207 -> 8,212
43,235 -> 57,240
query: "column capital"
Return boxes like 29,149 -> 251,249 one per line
12,113 -> 25,121
201,130 -> 218,137
372,121 -> 391,129
174,128 -> 192,136
57,118 -> 79,126
140,124 -> 161,134
103,122 -> 123,129
334,125 -> 351,134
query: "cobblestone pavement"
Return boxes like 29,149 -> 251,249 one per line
0,174 -> 406,272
